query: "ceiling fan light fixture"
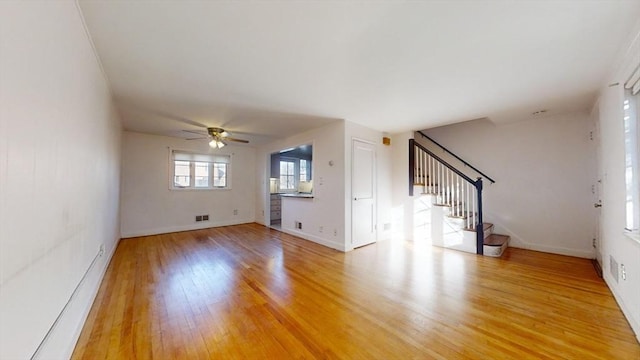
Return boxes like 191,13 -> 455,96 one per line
209,138 -> 226,149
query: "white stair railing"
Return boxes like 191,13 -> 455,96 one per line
410,139 -> 485,254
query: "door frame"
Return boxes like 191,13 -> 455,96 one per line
351,138 -> 377,248
592,101 -> 604,269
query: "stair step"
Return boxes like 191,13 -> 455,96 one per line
484,234 -> 509,246
447,210 -> 476,219
421,186 -> 440,194
483,234 -> 510,257
463,222 -> 493,232
433,201 -> 462,207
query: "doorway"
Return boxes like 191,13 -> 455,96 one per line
352,139 -> 377,248
269,144 -> 313,229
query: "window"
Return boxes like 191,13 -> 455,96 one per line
174,160 -> 190,187
280,159 -> 296,190
623,91 -> 639,233
300,159 -> 308,182
171,150 -> 230,189
623,64 -> 640,238
194,162 -> 209,188
213,163 -> 227,187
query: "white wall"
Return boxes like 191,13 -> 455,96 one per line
0,2 -> 122,359
594,20 -> 640,340
256,121 -> 347,250
389,132 -> 418,241
422,113 -> 597,258
120,132 -> 256,237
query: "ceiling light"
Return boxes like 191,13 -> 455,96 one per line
209,138 -> 226,148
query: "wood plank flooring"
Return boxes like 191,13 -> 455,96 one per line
72,223 -> 640,359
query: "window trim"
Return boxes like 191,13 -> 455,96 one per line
300,159 -> 309,182
623,63 -> 640,243
279,157 -> 297,192
623,95 -> 639,229
169,149 -> 232,190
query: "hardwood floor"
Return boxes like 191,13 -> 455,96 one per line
72,223 -> 640,359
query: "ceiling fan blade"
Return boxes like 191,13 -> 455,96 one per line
186,137 -> 208,140
226,137 -> 249,143
143,109 -> 209,129
183,129 -> 208,136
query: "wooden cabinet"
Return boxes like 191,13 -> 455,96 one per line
270,194 -> 281,223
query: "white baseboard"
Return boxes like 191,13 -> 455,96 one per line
603,272 -> 640,344
509,242 -> 594,259
277,227 -> 346,252
34,236 -> 120,359
121,218 -> 255,238
487,220 -> 595,259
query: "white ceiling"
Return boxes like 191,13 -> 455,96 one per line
78,1 -> 640,143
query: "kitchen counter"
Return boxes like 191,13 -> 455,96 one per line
279,193 -> 314,199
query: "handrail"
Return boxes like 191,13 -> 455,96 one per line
417,130 -> 496,184
411,139 -> 478,185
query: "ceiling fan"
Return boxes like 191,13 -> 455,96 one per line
184,127 -> 249,149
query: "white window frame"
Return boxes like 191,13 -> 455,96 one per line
623,64 -> 640,242
300,159 -> 309,182
279,157 -> 297,192
170,150 -> 231,190
278,157 -> 312,192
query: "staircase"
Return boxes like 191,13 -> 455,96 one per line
409,135 -> 509,257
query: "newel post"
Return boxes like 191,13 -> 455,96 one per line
409,139 -> 415,196
475,178 -> 484,255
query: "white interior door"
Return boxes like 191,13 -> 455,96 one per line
352,139 -> 376,248
593,105 -> 604,267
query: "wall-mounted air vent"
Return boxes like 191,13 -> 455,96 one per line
610,255 -> 619,283
196,214 -> 209,222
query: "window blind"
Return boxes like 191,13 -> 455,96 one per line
172,150 -> 230,163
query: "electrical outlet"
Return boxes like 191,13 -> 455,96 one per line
319,226 -> 323,233
99,244 -> 105,256
202,215 -> 209,221
233,209 -> 238,216
333,229 -> 337,236
621,264 -> 627,280
592,238 -> 596,248
196,215 -> 203,222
